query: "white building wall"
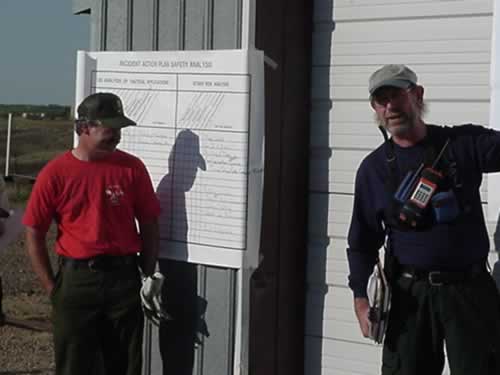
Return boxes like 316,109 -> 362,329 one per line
306,1 -> 496,374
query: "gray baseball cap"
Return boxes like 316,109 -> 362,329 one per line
368,64 -> 418,95
77,92 -> 136,129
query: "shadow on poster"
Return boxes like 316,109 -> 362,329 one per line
157,129 -> 209,374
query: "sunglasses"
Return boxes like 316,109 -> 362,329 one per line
371,85 -> 416,107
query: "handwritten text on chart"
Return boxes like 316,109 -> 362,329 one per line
94,71 -> 251,250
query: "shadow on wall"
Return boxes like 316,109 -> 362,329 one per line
491,214 -> 500,290
156,129 -> 209,375
305,2 -> 334,375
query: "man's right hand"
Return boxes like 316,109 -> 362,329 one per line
46,281 -> 56,296
354,297 -> 371,338
25,227 -> 55,298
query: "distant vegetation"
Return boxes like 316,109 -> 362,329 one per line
0,116 -> 73,182
0,104 -> 71,120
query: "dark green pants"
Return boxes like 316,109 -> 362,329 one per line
51,262 -> 144,375
382,270 -> 500,375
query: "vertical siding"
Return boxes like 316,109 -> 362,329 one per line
105,0 -> 130,50
86,0 -> 104,50
213,0 -> 241,49
184,0 -> 205,49
158,0 -> 183,50
306,1 -> 495,374
199,267 -> 236,375
131,0 -> 156,50
156,0 -> 242,50
83,0 -> 243,51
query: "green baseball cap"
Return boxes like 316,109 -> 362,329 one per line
368,64 -> 418,95
77,92 -> 136,128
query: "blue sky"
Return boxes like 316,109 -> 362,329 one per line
0,0 -> 89,105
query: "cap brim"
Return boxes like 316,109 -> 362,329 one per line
198,155 -> 206,171
98,115 -> 137,129
369,79 -> 413,95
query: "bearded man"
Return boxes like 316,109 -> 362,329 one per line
347,64 -> 500,375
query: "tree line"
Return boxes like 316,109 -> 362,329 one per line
0,104 -> 71,120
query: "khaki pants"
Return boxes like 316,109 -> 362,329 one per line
51,260 -> 143,375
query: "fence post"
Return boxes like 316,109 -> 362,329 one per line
5,113 -> 12,178
0,277 -> 5,325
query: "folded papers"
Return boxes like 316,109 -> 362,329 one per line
367,259 -> 391,344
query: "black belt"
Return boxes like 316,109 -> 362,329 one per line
61,255 -> 138,272
399,263 -> 486,286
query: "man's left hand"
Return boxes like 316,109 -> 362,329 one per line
140,272 -> 171,325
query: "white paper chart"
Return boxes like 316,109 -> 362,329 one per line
75,50 -> 264,268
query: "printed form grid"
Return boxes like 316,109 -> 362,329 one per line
93,71 -> 250,250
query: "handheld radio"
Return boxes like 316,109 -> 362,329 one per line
396,139 -> 450,227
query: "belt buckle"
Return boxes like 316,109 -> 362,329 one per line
88,258 -> 107,272
401,271 -> 414,279
428,271 -> 443,286
88,258 -> 98,272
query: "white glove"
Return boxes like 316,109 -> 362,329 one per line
140,272 -> 171,325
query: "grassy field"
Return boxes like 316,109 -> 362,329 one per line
0,116 -> 73,180
0,116 -> 73,204
0,116 -> 71,373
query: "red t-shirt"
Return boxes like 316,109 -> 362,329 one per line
23,150 -> 161,258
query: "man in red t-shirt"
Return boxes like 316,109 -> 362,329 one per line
23,92 -> 161,375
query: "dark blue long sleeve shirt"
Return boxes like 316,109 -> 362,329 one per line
347,124 -> 500,298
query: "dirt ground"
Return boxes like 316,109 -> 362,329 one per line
0,118 -> 72,374
0,223 -> 57,374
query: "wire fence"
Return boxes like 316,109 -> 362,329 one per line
0,115 -> 73,181
0,114 -> 67,375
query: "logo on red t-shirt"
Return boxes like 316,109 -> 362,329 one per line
105,185 -> 124,206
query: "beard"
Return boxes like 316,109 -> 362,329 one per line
379,114 -> 415,137
375,102 -> 423,138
